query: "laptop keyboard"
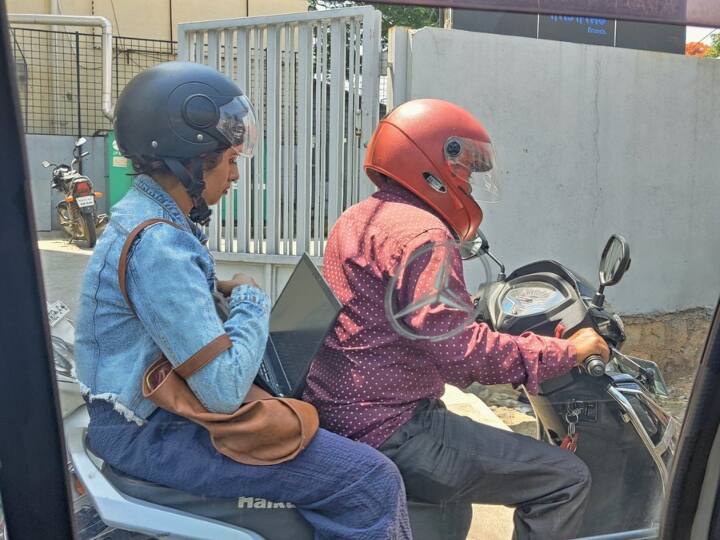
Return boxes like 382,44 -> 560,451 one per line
255,347 -> 287,397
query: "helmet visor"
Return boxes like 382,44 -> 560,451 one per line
445,137 -> 500,203
216,95 -> 257,158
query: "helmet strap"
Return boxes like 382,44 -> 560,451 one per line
163,158 -> 212,226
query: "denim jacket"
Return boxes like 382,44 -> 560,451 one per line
75,175 -> 270,424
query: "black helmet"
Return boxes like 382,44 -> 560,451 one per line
114,61 -> 257,224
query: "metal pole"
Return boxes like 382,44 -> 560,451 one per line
358,9 -> 382,200
75,32 -> 82,148
387,26 -> 409,111
169,0 -> 174,42
114,38 -> 119,103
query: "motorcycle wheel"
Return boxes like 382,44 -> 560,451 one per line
57,202 -> 76,239
80,212 -> 97,248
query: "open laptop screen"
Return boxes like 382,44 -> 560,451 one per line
267,254 -> 342,397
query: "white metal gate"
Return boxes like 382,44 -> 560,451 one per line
178,7 -> 382,297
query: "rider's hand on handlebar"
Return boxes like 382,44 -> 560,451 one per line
567,328 -> 610,365
217,273 -> 260,297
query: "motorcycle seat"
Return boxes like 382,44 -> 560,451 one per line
101,462 -> 472,540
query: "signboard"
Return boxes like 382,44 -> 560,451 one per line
451,10 -> 686,54
539,15 -> 614,47
453,10 -> 537,38
365,0 -> 719,28
615,21 -> 685,54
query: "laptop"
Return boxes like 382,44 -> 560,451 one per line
253,254 -> 342,397
213,254 -> 341,397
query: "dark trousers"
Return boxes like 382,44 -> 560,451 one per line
379,400 -> 591,540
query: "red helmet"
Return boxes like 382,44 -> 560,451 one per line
364,99 -> 498,241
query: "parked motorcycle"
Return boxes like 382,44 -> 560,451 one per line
43,137 -> 108,248
471,233 -> 679,537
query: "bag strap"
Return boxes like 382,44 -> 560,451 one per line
118,218 -> 180,313
175,334 -> 232,379
118,218 -> 232,380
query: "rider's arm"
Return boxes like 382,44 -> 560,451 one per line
398,230 -> 576,395
126,224 -> 270,413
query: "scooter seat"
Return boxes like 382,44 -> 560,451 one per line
102,463 -> 472,540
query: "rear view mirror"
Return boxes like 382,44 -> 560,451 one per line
460,229 -> 490,259
599,234 -> 631,287
41,160 -> 50,168
591,234 -> 631,308
460,229 -> 506,281
75,137 -> 87,147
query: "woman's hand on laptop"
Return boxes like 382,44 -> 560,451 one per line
217,273 -> 261,296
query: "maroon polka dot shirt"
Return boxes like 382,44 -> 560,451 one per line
304,183 -> 577,448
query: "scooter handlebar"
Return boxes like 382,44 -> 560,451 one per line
583,355 -> 606,377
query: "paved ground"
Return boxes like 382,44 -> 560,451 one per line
441,386 -> 515,540
38,232 -> 92,315
38,231 -> 516,540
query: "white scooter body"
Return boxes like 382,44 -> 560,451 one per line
47,300 -> 85,418
48,302 -> 274,539
52,302 -> 469,540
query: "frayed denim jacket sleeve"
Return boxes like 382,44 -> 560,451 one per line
125,222 -> 270,413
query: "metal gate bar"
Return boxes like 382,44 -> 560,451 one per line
178,7 -> 381,297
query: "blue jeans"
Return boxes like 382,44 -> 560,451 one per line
87,401 -> 412,540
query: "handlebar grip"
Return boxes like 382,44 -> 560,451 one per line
583,355 -> 606,377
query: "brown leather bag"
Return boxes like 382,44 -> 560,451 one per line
118,218 -> 319,465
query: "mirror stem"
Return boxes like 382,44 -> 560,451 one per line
591,285 -> 606,309
486,249 -> 506,281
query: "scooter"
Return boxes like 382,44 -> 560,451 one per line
43,137 -> 108,248
53,235 -> 677,540
471,233 -> 679,538
47,300 -> 85,418
55,301 -> 473,540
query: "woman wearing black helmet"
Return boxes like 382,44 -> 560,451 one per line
74,62 -> 411,540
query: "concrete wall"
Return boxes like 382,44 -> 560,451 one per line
399,28 -> 720,314
26,134 -> 107,231
7,0 -> 308,40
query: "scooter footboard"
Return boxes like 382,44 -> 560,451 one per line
529,371 -> 665,538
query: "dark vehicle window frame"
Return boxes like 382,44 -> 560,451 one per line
0,1 -> 75,538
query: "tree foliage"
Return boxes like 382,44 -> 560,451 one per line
707,33 -> 720,58
685,41 -> 710,56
